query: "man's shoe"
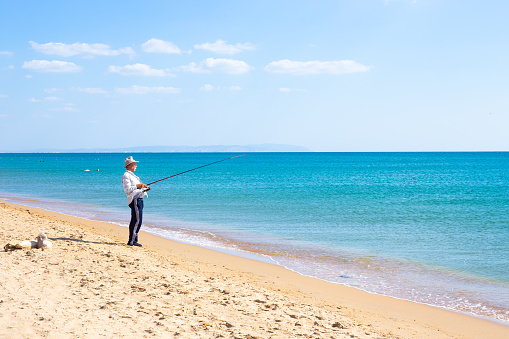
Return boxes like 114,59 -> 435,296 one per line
133,242 -> 142,247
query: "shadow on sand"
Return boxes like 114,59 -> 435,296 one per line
50,237 -> 117,246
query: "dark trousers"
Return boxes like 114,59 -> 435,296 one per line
128,198 -> 143,245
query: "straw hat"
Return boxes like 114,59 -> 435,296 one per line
124,156 -> 139,168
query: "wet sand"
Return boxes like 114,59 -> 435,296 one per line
1,200 -> 508,338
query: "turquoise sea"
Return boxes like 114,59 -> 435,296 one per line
1,152 -> 508,323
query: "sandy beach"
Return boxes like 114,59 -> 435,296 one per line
0,200 -> 508,338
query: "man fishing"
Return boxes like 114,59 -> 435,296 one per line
122,156 -> 150,247
121,153 -> 244,247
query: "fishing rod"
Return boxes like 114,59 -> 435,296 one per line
146,154 -> 245,186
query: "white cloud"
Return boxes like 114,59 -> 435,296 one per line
200,84 -> 216,92
115,85 -> 181,95
200,84 -> 242,92
194,39 -> 255,55
108,63 -> 175,77
44,96 -> 62,101
75,87 -> 108,94
0,114 -> 8,118
142,38 -> 182,54
29,41 -> 135,57
178,62 -> 208,74
29,96 -> 63,102
0,94 -> 8,98
44,102 -> 78,112
265,59 -> 370,75
0,51 -> 13,56
179,58 -> 252,74
31,113 -> 53,119
22,60 -> 83,72
279,88 -> 306,93
44,88 -> 63,93
49,105 -> 78,112
118,47 -> 136,56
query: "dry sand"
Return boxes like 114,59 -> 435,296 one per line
0,200 -> 508,338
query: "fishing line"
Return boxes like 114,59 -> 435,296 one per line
146,154 -> 245,186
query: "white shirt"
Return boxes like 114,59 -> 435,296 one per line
122,170 -> 147,205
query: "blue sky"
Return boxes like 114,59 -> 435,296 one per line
1,0 -> 508,152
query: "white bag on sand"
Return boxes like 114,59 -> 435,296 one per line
36,230 -> 52,250
3,230 -> 52,251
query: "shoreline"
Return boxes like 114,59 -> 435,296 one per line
3,193 -> 508,323
1,199 -> 508,338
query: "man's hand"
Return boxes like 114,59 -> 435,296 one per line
136,184 -> 149,189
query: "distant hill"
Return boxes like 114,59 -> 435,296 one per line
21,144 -> 311,153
